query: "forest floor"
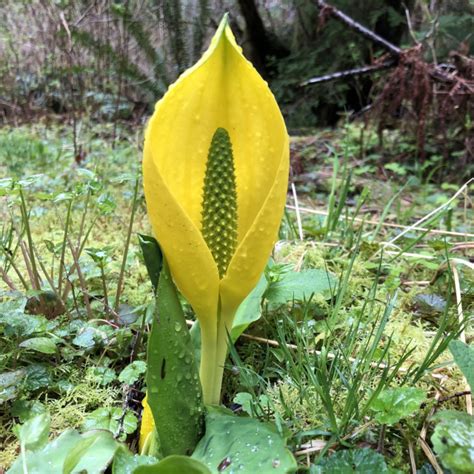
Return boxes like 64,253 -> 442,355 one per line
0,120 -> 473,473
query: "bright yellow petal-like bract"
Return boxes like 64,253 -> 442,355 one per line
143,16 -> 288,319
143,15 -> 289,404
139,396 -> 155,453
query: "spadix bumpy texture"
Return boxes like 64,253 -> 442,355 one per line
201,128 -> 237,278
142,15 -> 289,404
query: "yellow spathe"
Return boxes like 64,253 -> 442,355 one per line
139,396 -> 154,453
143,15 -> 289,404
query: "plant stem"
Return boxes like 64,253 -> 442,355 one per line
114,177 -> 139,312
199,306 -> 234,405
199,319 -> 219,405
58,198 -> 73,295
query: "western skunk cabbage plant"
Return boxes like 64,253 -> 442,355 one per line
143,15 -> 289,405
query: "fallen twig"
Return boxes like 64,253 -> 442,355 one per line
285,204 -> 474,239
300,61 -> 395,86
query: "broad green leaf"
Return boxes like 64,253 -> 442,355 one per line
19,336 -> 57,354
63,430 -> 120,474
233,392 -> 271,417
432,410 -> 474,474
138,234 -> 163,292
134,455 -> 211,474
0,369 -> 25,404
24,364 -> 52,391
192,407 -> 297,473
146,258 -> 204,457
11,400 -> 46,423
0,297 -> 48,338
87,366 -> 117,386
449,340 -> 474,392
112,446 -> 157,474
119,361 -> 147,385
265,269 -> 337,310
81,407 -> 138,441
13,412 -> 50,451
230,272 -> 267,341
315,448 -> 394,473
370,387 -> 426,425
7,429 -> 81,474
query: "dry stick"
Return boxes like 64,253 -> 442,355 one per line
301,61 -> 395,86
408,441 -> 417,474
384,178 -> 474,247
384,249 -> 436,260
315,0 -> 401,55
313,0 -> 462,86
285,204 -> 474,239
185,319 -> 408,374
451,242 -> 474,252
419,391 -> 444,474
295,439 -> 327,456
418,437 -> 443,474
450,263 -> 473,415
291,183 -> 304,241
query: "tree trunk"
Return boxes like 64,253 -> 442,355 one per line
237,0 -> 289,76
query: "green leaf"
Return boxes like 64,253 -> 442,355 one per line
449,340 -> 474,392
7,429 -> 81,474
191,407 -> 297,473
315,448 -> 393,473
87,366 -> 117,386
133,455 -> 211,474
146,258 -> 204,457
233,392 -> 271,417
24,364 -> 52,391
63,430 -> 121,474
138,234 -> 163,292
0,369 -> 25,404
230,273 -> 267,341
119,361 -> 147,385
370,387 -> 426,425
11,400 -> 46,423
13,412 -> 50,451
19,336 -> 57,354
82,407 -> 138,441
431,410 -> 474,474
112,446 -> 157,474
0,297 -> 48,338
265,269 -> 336,310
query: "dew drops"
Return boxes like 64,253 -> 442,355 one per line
272,459 -> 281,468
174,322 -> 182,332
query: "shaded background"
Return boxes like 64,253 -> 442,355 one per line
1,0 -> 473,176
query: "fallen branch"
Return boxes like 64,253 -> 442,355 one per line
315,0 -> 401,56
300,60 -> 395,86
305,0 -> 470,88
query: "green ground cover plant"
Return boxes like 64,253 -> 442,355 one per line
0,116 -> 472,472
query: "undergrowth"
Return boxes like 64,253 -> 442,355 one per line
0,120 -> 472,472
